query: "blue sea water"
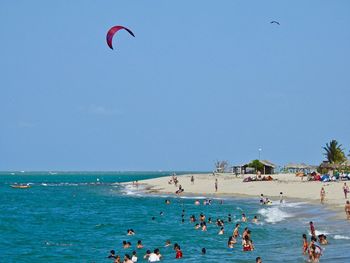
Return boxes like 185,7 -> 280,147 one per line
1,171 -> 350,263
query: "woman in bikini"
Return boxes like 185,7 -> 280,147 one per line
242,235 -> 254,251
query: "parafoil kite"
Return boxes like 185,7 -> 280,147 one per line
106,25 -> 135,50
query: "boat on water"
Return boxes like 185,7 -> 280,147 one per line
10,185 -> 31,189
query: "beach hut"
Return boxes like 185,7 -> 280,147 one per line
240,160 -> 276,175
284,163 -> 316,174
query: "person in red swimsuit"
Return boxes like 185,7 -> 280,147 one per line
242,235 -> 254,251
175,246 -> 183,259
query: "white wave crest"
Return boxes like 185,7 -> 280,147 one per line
308,230 -> 330,237
258,207 -> 292,224
333,235 -> 350,240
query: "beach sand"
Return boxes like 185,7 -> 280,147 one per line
131,173 -> 349,218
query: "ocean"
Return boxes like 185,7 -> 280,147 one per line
0,171 -> 349,262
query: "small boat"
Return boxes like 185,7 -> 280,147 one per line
10,184 -> 31,189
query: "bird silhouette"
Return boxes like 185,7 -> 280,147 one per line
270,21 -> 280,25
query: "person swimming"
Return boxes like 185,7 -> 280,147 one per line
165,240 -> 171,247
127,229 -> 135,235
108,250 -> 116,259
123,241 -> 131,249
201,248 -> 206,254
241,213 -> 247,222
201,222 -> 207,231
318,234 -> 328,245
252,216 -> 258,223
218,227 -> 224,235
190,215 -> 196,222
137,240 -> 143,249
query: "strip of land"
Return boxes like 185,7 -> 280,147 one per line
128,173 -> 349,218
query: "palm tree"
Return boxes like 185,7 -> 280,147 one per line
323,140 -> 346,164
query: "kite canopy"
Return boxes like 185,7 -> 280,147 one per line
106,25 -> 135,50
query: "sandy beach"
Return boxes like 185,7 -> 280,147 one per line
131,173 -> 350,218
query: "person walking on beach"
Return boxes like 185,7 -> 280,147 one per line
190,175 -> 194,185
215,178 -> 218,192
345,200 -> 350,220
343,183 -> 349,199
320,187 -> 326,204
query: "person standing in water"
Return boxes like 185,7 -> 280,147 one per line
233,223 -> 240,238
345,200 -> 350,220
175,245 -> 183,259
320,187 -> 326,204
279,192 -> 284,204
302,234 -> 308,255
309,222 -> 316,238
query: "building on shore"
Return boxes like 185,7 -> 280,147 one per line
232,160 -> 276,175
284,163 -> 317,174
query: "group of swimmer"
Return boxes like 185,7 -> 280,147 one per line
107,198 -> 264,262
301,221 -> 327,262
108,240 -> 185,262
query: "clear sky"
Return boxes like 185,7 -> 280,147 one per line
1,0 -> 349,171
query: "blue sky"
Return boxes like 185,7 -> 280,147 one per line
1,0 -> 349,171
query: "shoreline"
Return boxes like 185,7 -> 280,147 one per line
124,173 -> 350,220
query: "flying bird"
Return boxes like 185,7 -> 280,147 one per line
270,21 -> 280,25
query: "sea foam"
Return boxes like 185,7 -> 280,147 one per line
333,235 -> 350,240
258,206 -> 292,224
